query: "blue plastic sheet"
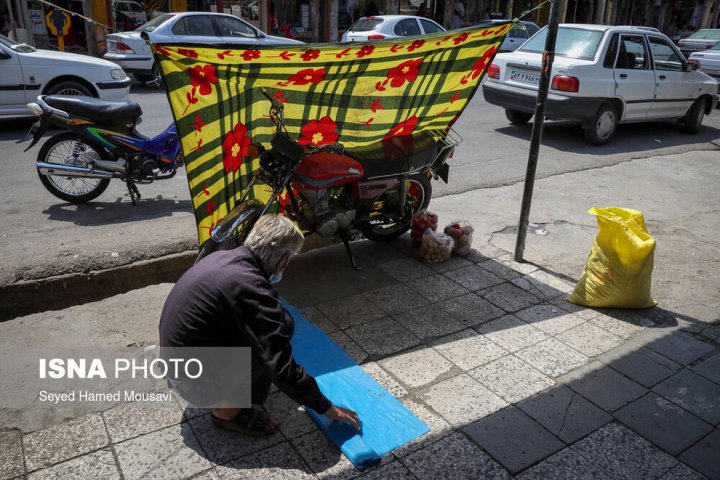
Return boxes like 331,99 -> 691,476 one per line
284,302 -> 429,470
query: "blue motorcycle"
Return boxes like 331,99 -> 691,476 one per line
24,94 -> 182,205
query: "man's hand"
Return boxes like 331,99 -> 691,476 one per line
324,404 -> 361,432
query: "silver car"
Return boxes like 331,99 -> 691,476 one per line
341,15 -> 445,42
104,12 -> 303,82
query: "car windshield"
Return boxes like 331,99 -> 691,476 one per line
688,29 -> 720,40
136,13 -> 173,32
0,34 -> 35,52
348,18 -> 383,32
520,26 -> 604,59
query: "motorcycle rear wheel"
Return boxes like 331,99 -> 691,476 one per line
195,200 -> 264,263
362,174 -> 432,242
37,133 -> 111,203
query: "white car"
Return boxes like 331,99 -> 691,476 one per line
104,12 -> 303,82
483,24 -> 719,144
678,29 -> 720,57
341,15 -> 445,42
689,42 -> 720,81
0,34 -> 130,117
475,19 -> 540,52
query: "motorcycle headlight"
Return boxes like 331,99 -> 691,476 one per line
111,68 -> 128,80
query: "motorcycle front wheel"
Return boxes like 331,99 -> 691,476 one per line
37,133 -> 111,203
362,173 -> 431,242
195,200 -> 264,264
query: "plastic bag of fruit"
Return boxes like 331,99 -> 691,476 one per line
419,228 -> 453,264
410,210 -> 438,248
444,220 -> 474,256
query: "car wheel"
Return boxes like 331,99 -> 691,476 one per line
681,98 -> 705,134
46,81 -> 94,97
505,109 -> 533,125
583,103 -> 618,145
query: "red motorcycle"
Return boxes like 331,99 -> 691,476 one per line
197,89 -> 461,268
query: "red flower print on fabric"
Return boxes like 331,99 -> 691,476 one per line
453,32 -> 470,45
286,68 -> 327,86
155,46 -> 171,56
357,45 -> 375,58
298,117 -> 339,146
301,49 -> 321,61
222,123 -> 251,173
407,40 -> 425,52
241,49 -> 261,61
386,59 -> 423,88
194,114 -> 206,132
177,48 -> 198,58
384,116 -> 419,139
189,65 -> 218,96
469,46 -> 497,80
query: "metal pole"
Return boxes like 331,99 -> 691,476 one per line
513,0 -> 561,262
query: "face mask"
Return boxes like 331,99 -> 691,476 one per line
269,270 -> 283,285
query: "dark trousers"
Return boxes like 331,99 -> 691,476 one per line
250,308 -> 295,405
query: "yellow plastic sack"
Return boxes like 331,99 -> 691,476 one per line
568,207 -> 657,308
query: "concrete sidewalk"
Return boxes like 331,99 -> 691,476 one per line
1,151 -> 719,479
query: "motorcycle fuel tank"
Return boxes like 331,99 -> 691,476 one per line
294,151 -> 364,190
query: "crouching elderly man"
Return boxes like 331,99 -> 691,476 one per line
159,214 -> 360,435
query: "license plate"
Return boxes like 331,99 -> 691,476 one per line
509,69 -> 540,85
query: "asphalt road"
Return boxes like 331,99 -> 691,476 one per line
1,81 -> 719,286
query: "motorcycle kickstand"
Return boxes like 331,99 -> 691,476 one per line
125,180 -> 141,206
339,231 -> 360,270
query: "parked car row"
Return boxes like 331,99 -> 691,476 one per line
688,43 -> 720,81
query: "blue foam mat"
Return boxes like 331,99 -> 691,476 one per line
284,302 -> 429,470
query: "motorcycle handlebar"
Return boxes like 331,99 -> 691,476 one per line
261,87 -> 284,112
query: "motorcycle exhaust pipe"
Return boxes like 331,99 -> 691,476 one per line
37,162 -> 115,179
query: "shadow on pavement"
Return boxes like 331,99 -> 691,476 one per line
42,198 -> 193,226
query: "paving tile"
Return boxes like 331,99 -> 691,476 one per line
653,369 -> 720,425
435,293 -> 505,328
443,264 -> 505,292
315,295 -> 385,330
679,430 -> 720,480
361,362 -> 408,398
401,431 -> 510,480
469,355 -> 555,404
476,315 -> 549,353
571,422 -> 677,479
357,461 -> 415,479
103,402 -> 184,443
417,374 -> 507,427
362,284 -> 429,315
115,424 -> 213,480
589,312 -> 652,339
188,415 -> 283,465
290,430 -> 363,479
510,270 -> 572,301
430,329 -> 508,371
515,338 -> 589,378
560,360 -> 647,411
328,331 -> 370,364
551,297 -> 600,320
514,447 -> 612,480
404,273 -> 471,303
516,385 -> 612,444
492,254 -> 540,275
192,470 -> 222,480
614,393 -> 713,455
464,406 -> 564,474
426,255 -> 473,273
598,342 -> 682,388
345,318 -> 420,358
23,413 -> 108,472
378,346 -> 455,389
215,442 -> 315,479
376,258 -> 435,282
26,449 -> 120,480
556,322 -> 624,357
0,430 -> 23,480
514,304 -> 586,336
300,306 -> 339,334
477,259 -> 524,281
264,392 -> 318,439
692,352 -> 720,385
479,283 -> 543,312
633,329 -> 715,366
392,305 -> 466,340
393,398 -> 452,457
658,462 -> 708,480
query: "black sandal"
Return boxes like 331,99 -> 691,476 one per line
211,407 -> 279,436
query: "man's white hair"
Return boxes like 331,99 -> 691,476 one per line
244,215 -> 304,266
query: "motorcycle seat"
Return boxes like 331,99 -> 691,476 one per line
350,132 -> 438,180
44,96 -> 143,123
